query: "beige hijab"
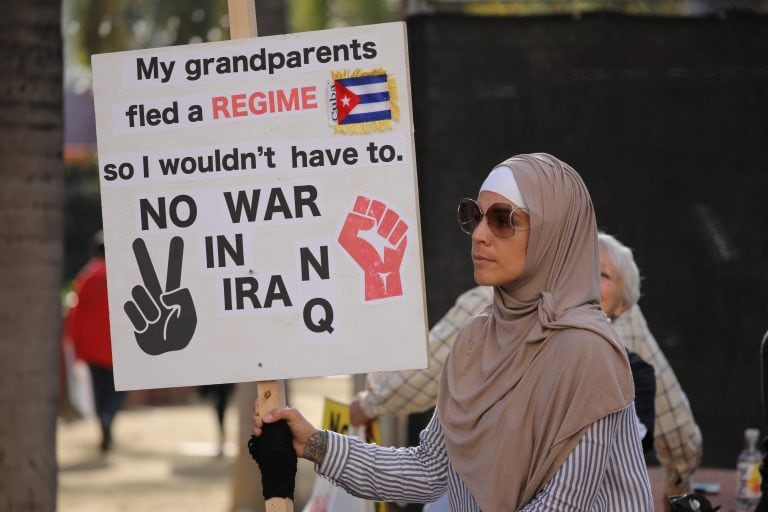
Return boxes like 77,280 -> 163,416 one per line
438,154 -> 633,510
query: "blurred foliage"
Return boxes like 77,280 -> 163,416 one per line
63,0 -> 230,91
63,0 -> 400,70
290,0 -> 331,31
65,0 -> 229,62
289,0 -> 400,32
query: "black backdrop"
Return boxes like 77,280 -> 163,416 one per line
406,11 -> 768,467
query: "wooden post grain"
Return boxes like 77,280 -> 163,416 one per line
226,2 -> 294,510
227,0 -> 259,38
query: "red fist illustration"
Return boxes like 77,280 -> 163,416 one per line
338,195 -> 408,301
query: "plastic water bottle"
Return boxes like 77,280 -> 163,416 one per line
735,428 -> 763,512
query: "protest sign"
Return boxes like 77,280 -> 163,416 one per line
305,397 -> 384,512
321,398 -> 382,445
92,22 -> 428,390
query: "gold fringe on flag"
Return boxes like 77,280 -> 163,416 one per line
332,68 -> 399,134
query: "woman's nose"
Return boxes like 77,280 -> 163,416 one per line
471,216 -> 492,244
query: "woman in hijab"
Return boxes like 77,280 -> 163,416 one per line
252,153 -> 653,511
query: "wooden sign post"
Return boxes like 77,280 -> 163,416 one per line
226,5 -> 294,512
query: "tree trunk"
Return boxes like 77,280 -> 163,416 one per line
0,2 -> 63,511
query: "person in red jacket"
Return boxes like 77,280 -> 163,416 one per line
66,231 -> 124,452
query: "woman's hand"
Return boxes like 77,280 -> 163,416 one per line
349,398 -> 373,427
252,404 -> 327,464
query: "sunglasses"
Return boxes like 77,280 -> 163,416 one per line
457,198 -> 530,238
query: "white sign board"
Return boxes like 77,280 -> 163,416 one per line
92,22 -> 428,391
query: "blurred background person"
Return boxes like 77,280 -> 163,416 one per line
598,232 -> 703,500
64,230 -> 125,452
198,383 -> 234,456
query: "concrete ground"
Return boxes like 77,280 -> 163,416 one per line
57,375 -> 354,512
58,374 -> 738,511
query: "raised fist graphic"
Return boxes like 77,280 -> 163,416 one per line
123,237 -> 197,355
338,195 -> 408,301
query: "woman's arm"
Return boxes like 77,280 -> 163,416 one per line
319,411 -> 449,503
255,405 -> 449,503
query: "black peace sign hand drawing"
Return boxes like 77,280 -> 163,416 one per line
123,237 -> 197,356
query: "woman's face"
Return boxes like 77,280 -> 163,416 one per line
599,247 -> 629,320
471,191 -> 530,286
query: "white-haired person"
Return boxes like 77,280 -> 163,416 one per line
597,232 -> 703,500
252,153 -> 653,511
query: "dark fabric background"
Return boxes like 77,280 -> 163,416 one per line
407,12 -> 768,467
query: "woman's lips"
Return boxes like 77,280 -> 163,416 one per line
473,253 -> 493,265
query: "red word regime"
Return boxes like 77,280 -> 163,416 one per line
211,86 -> 318,119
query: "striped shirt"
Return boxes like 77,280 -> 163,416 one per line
318,404 -> 653,511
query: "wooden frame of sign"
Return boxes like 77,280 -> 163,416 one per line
226,3 -> 294,512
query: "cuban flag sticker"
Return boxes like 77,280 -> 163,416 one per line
327,68 -> 400,134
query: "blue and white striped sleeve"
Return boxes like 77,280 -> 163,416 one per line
522,404 -> 653,511
316,411 -> 449,503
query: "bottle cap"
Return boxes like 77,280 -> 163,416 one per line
745,428 -> 760,443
